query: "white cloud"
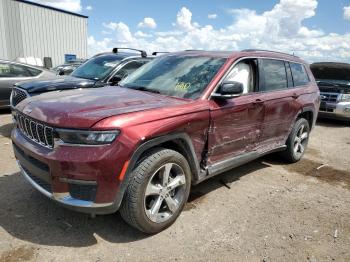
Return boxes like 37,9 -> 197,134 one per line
89,1 -> 350,62
135,31 -> 153,38
208,14 -> 217,19
86,5 -> 92,11
344,6 -> 350,20
138,17 -> 157,29
30,0 -> 82,12
176,7 -> 197,31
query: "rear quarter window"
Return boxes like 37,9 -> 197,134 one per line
27,67 -> 42,77
290,63 -> 310,86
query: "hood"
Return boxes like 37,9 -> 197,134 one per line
16,76 -> 98,93
311,62 -> 350,83
16,86 -> 190,128
310,62 -> 350,93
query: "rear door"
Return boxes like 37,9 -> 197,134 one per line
257,59 -> 299,150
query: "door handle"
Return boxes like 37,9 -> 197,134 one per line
252,99 -> 264,105
292,93 -> 299,99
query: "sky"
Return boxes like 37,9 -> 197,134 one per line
31,0 -> 350,62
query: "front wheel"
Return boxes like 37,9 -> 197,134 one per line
282,118 -> 310,163
120,148 -> 191,234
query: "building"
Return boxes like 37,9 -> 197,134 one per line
0,0 -> 88,67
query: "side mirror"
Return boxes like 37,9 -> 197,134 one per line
212,81 -> 244,99
109,75 -> 123,85
57,69 -> 65,76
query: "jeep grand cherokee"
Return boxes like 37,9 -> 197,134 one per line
11,50 -> 320,233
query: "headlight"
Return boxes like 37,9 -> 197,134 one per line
339,94 -> 350,102
55,129 -> 120,145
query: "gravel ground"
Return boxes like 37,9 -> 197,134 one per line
0,109 -> 349,262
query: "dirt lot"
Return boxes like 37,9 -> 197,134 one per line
0,109 -> 349,262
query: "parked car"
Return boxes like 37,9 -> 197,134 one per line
11,50 -> 319,233
10,48 -> 153,108
310,62 -> 350,122
0,59 -> 56,109
52,59 -> 86,76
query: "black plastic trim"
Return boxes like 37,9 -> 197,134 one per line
112,133 -> 201,210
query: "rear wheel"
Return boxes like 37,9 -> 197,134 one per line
120,148 -> 191,233
282,118 -> 310,163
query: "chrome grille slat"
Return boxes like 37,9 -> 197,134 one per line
14,111 -> 54,149
11,87 -> 29,107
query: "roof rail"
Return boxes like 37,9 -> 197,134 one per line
241,49 -> 298,57
185,49 -> 203,51
112,48 -> 147,58
152,52 -> 169,56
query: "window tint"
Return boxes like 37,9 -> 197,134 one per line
259,59 -> 287,91
27,67 -> 42,76
290,63 -> 309,86
0,63 -> 32,77
10,64 -> 32,77
71,54 -> 123,80
116,61 -> 145,79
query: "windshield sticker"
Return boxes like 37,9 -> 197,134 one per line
175,82 -> 190,91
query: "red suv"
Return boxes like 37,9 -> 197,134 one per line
11,50 -> 320,233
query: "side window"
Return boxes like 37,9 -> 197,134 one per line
290,63 -> 309,86
0,63 -> 12,77
10,64 -> 32,77
259,59 -> 287,91
224,59 -> 257,94
115,61 -> 145,79
27,67 -> 42,77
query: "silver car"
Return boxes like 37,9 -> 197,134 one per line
0,59 -> 56,109
311,62 -> 350,122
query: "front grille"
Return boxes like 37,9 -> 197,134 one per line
11,88 -> 29,107
14,111 -> 55,149
320,92 -> 339,103
69,184 -> 97,201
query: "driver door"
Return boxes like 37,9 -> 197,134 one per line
207,59 -> 265,165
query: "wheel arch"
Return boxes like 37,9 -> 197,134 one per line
113,133 -> 201,210
298,106 -> 315,129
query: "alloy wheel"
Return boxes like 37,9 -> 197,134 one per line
144,163 -> 186,223
293,124 -> 308,158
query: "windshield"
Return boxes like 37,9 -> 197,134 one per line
71,54 -> 123,80
120,55 -> 226,99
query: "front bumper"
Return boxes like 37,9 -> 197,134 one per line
319,101 -> 350,121
17,160 -> 118,214
12,127 -> 131,214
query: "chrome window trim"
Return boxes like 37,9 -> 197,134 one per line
208,56 -> 310,100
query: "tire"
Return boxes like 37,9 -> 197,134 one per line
281,118 -> 310,163
120,148 -> 191,234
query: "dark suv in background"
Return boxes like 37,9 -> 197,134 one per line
311,62 -> 350,122
10,48 -> 153,107
12,50 -> 319,233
